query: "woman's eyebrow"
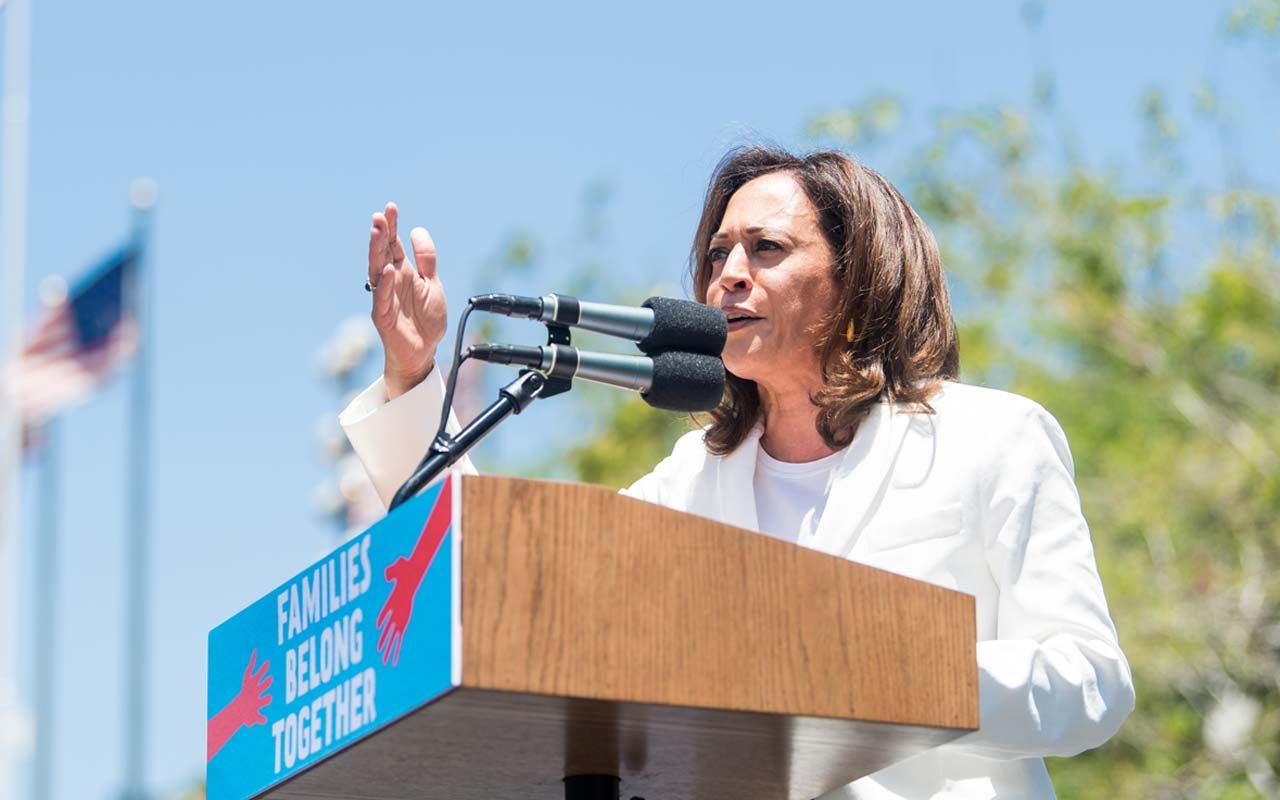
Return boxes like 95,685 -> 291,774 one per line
710,225 -> 785,241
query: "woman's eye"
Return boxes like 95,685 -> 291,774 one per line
708,247 -> 727,262
756,239 -> 780,252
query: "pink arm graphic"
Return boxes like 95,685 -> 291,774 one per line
376,480 -> 453,666
207,649 -> 273,762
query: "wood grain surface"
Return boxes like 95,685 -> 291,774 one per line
459,476 -> 977,729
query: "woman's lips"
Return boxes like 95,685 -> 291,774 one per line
727,317 -> 761,332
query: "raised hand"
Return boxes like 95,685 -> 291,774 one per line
368,202 -> 448,400
206,649 -> 274,761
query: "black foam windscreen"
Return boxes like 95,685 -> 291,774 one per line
642,351 -> 726,412
638,297 -> 727,356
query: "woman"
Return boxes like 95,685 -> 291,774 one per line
340,146 -> 1135,799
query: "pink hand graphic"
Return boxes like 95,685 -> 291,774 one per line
207,649 -> 273,762
376,479 -> 453,667
376,555 -> 425,667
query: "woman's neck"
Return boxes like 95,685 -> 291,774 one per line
756,377 -> 837,463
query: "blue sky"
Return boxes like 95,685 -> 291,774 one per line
6,0 -> 1277,797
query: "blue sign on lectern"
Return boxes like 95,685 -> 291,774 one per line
207,476 -> 460,799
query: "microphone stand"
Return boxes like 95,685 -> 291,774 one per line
384,322 -> 643,800
388,323 -> 575,511
388,370 -> 543,510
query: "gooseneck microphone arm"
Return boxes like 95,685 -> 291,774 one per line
388,369 -> 548,511
388,304 -> 577,511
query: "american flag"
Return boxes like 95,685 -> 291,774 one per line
9,246 -> 140,426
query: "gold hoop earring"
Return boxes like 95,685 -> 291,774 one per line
845,320 -> 855,343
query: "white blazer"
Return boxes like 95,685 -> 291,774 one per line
341,370 -> 1135,800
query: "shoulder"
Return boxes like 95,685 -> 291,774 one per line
656,428 -> 715,472
918,380 -> 1065,441
919,379 -> 1075,477
673,427 -> 713,454
922,379 -> 1049,423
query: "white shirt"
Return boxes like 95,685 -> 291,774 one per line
753,447 -> 845,545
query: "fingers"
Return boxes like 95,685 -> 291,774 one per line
244,649 -> 257,682
384,202 -> 398,238
369,210 -> 390,283
253,658 -> 270,682
377,618 -> 395,654
409,227 -> 438,280
385,202 -> 407,265
383,631 -> 399,666
257,673 -> 274,693
376,601 -> 391,631
391,631 -> 404,667
368,205 -> 436,343
369,202 -> 408,284
371,263 -> 396,329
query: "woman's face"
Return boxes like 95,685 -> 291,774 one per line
704,172 -> 839,390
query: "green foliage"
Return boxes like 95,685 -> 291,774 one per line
1226,0 -> 1280,36
804,94 -> 902,148
565,397 -> 690,489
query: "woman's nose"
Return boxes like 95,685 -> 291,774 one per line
718,244 -> 752,292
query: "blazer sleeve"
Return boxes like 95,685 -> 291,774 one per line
946,403 -> 1135,759
339,367 -> 477,508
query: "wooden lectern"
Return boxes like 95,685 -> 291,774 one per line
224,476 -> 977,800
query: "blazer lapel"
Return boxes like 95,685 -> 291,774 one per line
808,400 -> 912,557
710,425 -> 762,532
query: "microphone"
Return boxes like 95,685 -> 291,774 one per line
466,343 -> 725,412
469,293 -> 727,356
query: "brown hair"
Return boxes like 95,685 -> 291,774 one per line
690,146 -> 959,455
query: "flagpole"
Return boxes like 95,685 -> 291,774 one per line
0,0 -> 35,792
32,417 -> 59,800
122,178 -> 157,800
